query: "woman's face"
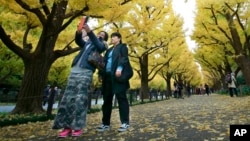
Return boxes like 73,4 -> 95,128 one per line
111,36 -> 120,45
98,32 -> 106,40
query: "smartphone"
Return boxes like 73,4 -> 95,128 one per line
79,16 -> 89,30
84,16 -> 89,24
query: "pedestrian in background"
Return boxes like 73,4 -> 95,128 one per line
228,72 -> 238,97
204,83 -> 210,96
43,85 -> 50,106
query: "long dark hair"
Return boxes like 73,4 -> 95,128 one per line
99,31 -> 109,41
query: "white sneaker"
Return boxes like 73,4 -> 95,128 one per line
96,124 -> 110,132
118,123 -> 129,132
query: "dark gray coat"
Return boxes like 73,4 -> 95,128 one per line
103,43 -> 130,93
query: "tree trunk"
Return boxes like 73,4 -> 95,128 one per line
225,12 -> 250,86
140,78 -> 149,100
166,77 -> 172,98
140,54 -> 149,100
11,61 -> 52,114
236,56 -> 250,85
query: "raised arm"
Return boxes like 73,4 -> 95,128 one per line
83,24 -> 106,53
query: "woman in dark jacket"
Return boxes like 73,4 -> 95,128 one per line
97,32 -> 131,132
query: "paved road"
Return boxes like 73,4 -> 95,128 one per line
0,94 -> 249,141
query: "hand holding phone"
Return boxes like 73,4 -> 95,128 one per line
83,16 -> 89,24
77,16 -> 89,31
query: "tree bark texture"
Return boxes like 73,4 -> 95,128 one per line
225,12 -> 250,86
236,56 -> 250,85
140,54 -> 149,100
11,61 -> 52,114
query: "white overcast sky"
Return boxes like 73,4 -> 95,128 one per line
172,0 -> 197,51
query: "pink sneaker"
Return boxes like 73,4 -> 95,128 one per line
58,128 -> 72,138
72,129 -> 83,137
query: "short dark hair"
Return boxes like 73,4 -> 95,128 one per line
111,32 -> 122,43
111,32 -> 122,38
99,31 -> 109,41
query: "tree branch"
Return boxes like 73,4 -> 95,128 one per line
54,46 -> 80,58
39,0 -> 50,16
120,0 -> 133,5
60,3 -> 90,33
148,57 -> 173,81
23,23 -> 37,53
0,25 -> 28,59
15,0 -> 47,26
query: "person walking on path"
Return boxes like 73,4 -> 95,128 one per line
43,85 -> 50,106
52,20 -> 108,138
227,72 -> 238,97
204,83 -> 210,96
97,32 -> 131,132
186,84 -> 191,97
177,81 -> 184,99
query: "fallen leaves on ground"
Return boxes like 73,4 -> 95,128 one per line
0,94 -> 249,141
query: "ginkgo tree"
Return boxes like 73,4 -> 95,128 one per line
193,44 -> 237,89
192,0 -> 250,85
108,0 -> 188,99
160,39 -> 201,97
159,29 -> 189,95
0,0 -> 133,114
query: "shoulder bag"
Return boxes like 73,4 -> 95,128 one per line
116,45 -> 133,82
88,50 -> 104,70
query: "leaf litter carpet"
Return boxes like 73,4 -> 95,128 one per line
0,94 -> 249,141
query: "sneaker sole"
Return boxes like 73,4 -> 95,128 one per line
72,133 -> 82,137
118,128 -> 129,132
58,132 -> 71,138
96,128 -> 110,132
58,135 -> 69,138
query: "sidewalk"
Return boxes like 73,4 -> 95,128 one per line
0,103 -> 59,113
0,94 -> 249,141
0,99 -> 103,113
